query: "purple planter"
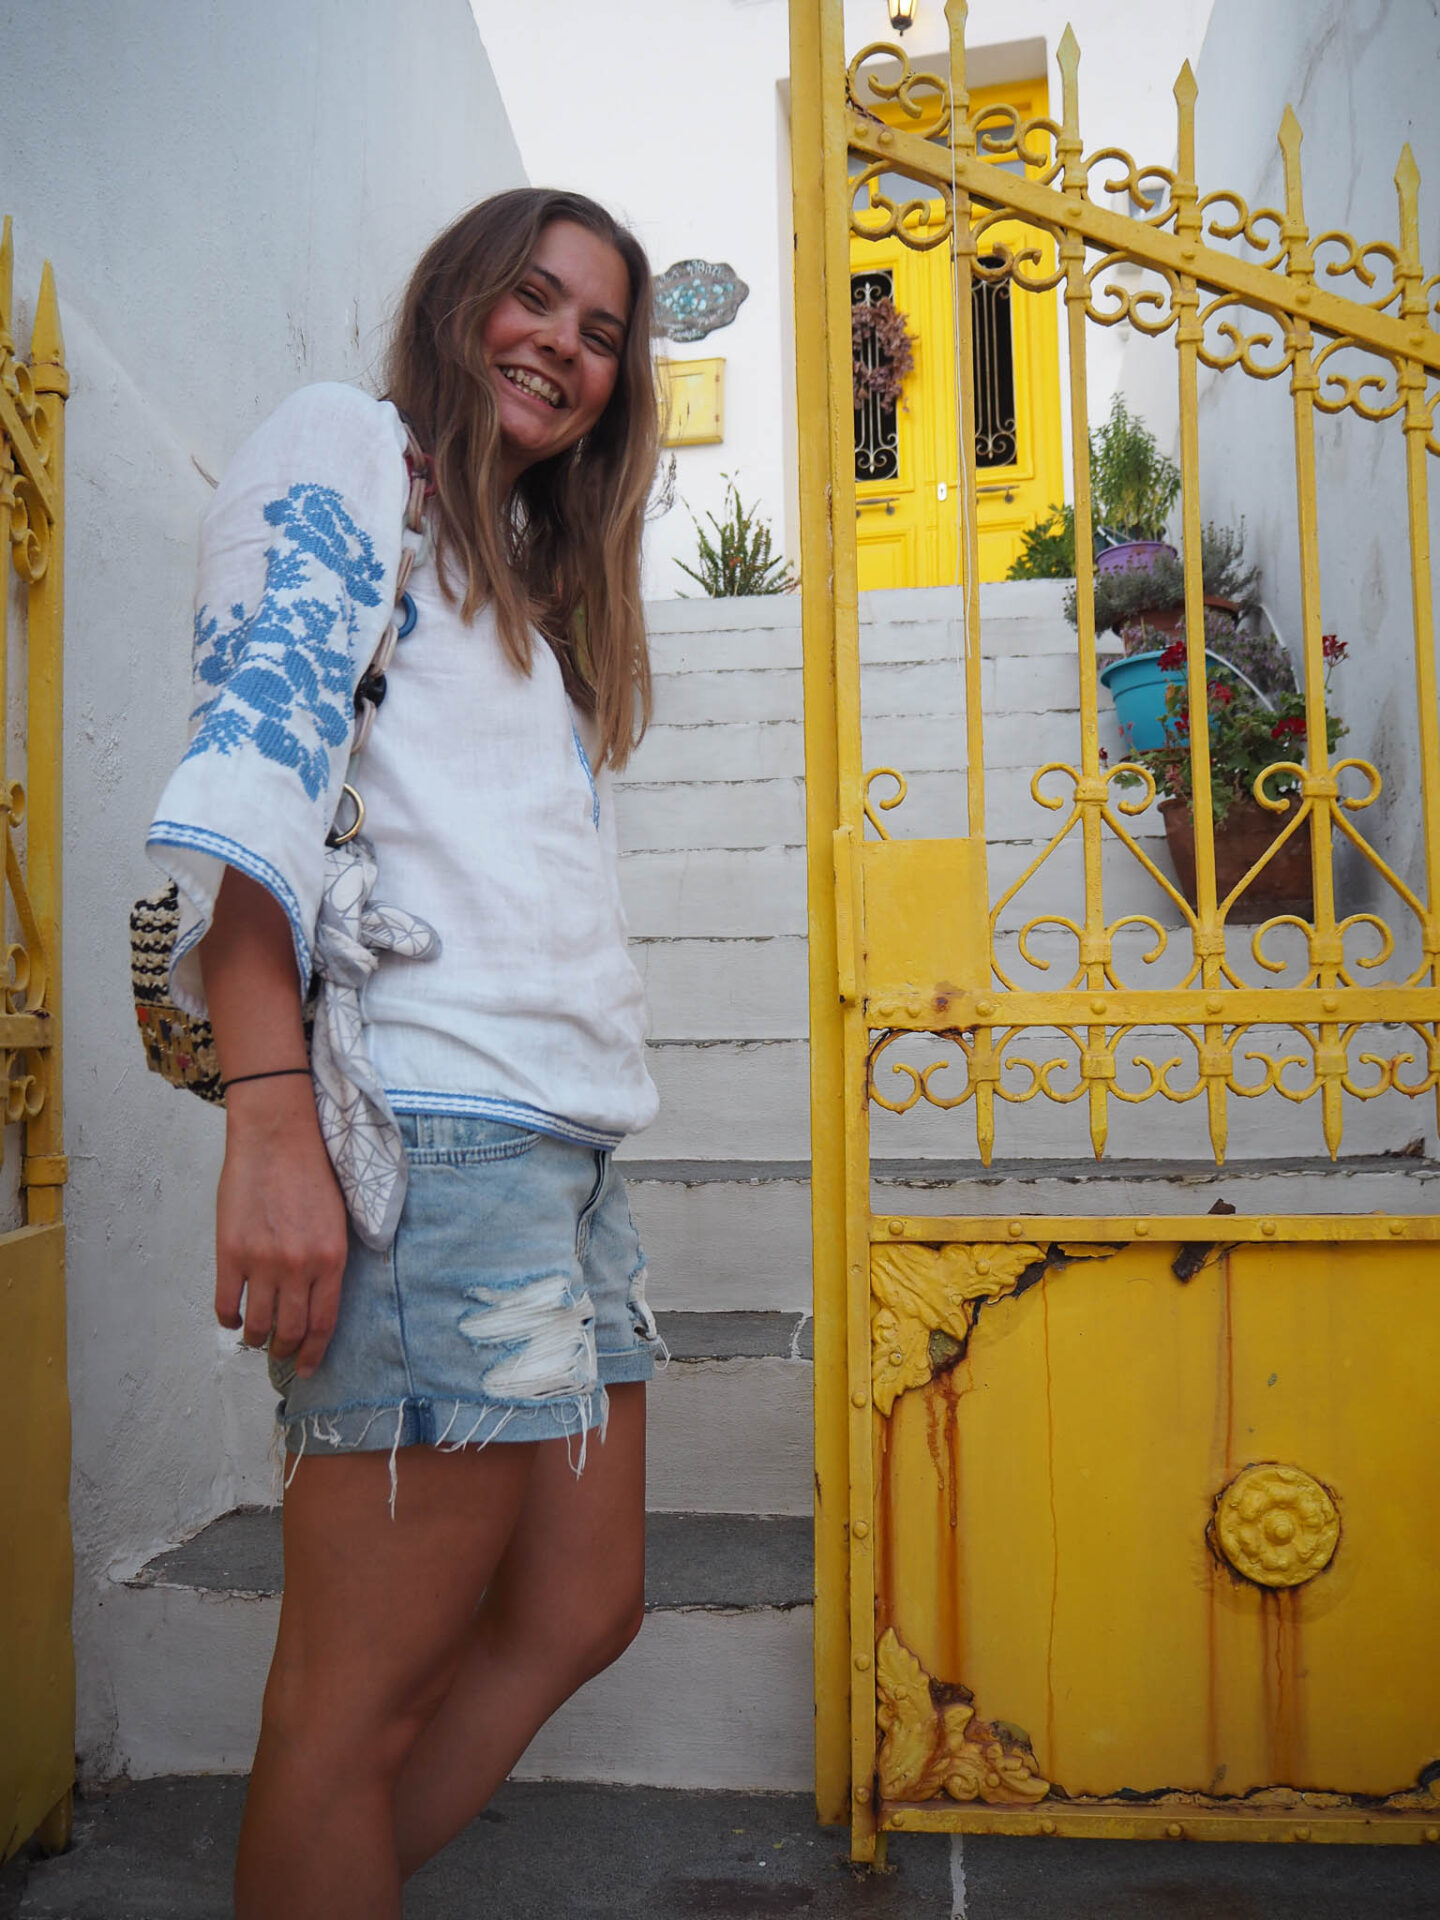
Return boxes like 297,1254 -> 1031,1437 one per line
1094,539 -> 1177,577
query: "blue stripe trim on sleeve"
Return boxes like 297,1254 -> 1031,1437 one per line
570,723 -> 601,831
147,822 -> 311,989
385,1088 -> 623,1151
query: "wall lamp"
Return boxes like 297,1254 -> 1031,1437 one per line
888,0 -> 918,33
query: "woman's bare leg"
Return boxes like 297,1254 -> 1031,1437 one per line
393,1382 -> 648,1876
234,1441 -> 537,1920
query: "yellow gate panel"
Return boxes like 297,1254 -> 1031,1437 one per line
791,0 -> 1440,1857
875,1237 -> 1440,1817
1,1223 -> 72,1851
0,216 -> 72,1864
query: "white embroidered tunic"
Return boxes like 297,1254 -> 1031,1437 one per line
147,382 -> 658,1152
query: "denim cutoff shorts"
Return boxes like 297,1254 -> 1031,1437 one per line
269,1113 -> 662,1463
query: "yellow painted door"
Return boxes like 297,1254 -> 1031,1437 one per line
851,76 -> 1062,589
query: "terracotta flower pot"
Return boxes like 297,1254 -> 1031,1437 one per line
1159,796 -> 1313,924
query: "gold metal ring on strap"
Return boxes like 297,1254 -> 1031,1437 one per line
328,783 -> 366,847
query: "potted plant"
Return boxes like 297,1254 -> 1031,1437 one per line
1111,630 -> 1348,922
1080,521 -> 1262,641
1087,395 -> 1181,575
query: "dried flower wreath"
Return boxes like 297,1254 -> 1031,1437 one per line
852,295 -> 916,409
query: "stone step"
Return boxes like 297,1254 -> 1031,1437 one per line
634,935 -> 809,1040
650,1313 -> 813,1517
614,763 -> 1165,854
618,706 -> 1090,786
619,837 -> 1189,939
626,1038 -> 1431,1163
5,1777 -> 957,1920
112,1508 -> 816,1787
647,653 -> 1097,728
643,577 -> 1074,673
633,925 -> 1424,1044
625,1154 -> 1440,1315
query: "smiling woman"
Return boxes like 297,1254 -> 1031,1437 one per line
387,189 -> 659,766
143,188 -> 666,1919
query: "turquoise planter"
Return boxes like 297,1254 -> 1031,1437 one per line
1099,648 -> 1239,753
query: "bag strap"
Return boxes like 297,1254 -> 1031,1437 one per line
328,424 -> 432,848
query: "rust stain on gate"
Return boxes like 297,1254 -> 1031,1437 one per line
789,0 -> 1440,1860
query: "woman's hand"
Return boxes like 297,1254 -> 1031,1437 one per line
200,867 -> 349,1377
215,1077 -> 349,1377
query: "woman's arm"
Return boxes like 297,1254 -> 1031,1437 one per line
200,868 -> 348,1379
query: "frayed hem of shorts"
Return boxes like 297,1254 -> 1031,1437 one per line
278,1390 -> 606,1514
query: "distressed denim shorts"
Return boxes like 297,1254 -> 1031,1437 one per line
269,1113 -> 662,1464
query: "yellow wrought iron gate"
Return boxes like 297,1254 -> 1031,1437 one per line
0,220 -> 72,1864
790,0 -> 1440,1859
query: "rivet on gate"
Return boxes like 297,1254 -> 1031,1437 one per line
853,1520 -> 870,1540
852,1391 -> 868,1408
1135,1221 -> 1149,1236
888,1218 -> 905,1236
1294,1826 -> 1310,1841
855,1653 -> 872,1671
1424,1825 -> 1439,1842
1166,1823 -> 1182,1838
1261,1219 -> 1277,1236
1008,1220 -> 1024,1237
1389,1220 -> 1405,1235
1040,1819 -> 1057,1835
855,1785 -> 870,1804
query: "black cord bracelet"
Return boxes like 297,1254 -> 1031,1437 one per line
220,1066 -> 311,1095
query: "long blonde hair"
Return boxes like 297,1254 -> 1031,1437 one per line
386,189 -> 656,768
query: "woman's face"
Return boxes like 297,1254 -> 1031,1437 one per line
481,220 -> 631,490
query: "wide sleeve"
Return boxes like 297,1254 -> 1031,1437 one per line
146,382 -> 409,1015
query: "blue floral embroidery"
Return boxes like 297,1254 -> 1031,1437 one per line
184,484 -> 385,802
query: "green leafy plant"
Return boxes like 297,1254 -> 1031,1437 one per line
1007,503 -> 1076,579
1008,397 -> 1182,582
1063,522 -> 1263,633
676,477 -> 797,597
1112,632 -> 1347,823
1089,394 -> 1181,545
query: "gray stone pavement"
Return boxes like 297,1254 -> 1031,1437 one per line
5,1776 -> 1440,1917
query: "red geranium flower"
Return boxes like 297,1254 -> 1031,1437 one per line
1270,715 -> 1306,739
1209,680 -> 1233,705
1158,641 -> 1186,669
1322,633 -> 1348,662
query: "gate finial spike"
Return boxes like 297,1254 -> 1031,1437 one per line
30,260 -> 64,376
1174,61 -> 1197,189
1278,104 -> 1306,225
1396,144 -> 1421,268
1057,24 -> 1080,143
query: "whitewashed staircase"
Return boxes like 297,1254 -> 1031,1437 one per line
111,582 -> 1435,1791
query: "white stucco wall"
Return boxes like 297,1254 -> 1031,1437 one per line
474,0 -> 1214,594
0,0 -> 524,1778
1118,0 -> 1440,924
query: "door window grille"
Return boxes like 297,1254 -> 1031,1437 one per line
973,254 -> 1017,468
852,271 -> 900,483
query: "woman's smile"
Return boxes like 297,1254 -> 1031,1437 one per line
482,219 -> 631,488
